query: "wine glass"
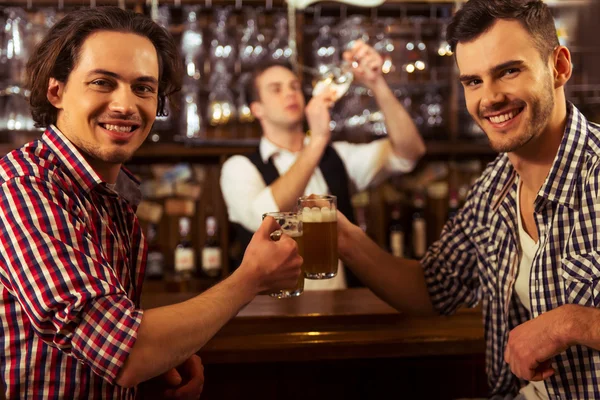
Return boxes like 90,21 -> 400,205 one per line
180,6 -> 205,82
268,13 -> 293,61
239,7 -> 266,70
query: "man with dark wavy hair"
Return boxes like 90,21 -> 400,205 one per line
335,1 -> 600,399
0,6 -> 302,399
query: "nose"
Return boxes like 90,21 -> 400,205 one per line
480,81 -> 507,111
108,85 -> 136,116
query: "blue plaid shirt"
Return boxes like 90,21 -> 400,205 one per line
422,103 -> 600,398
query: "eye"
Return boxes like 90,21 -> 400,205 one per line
503,68 -> 520,77
134,85 -> 156,95
465,79 -> 482,87
91,79 -> 112,87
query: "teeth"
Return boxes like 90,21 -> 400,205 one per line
103,124 -> 133,133
489,111 -> 516,124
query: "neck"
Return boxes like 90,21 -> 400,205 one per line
83,155 -> 121,184
261,122 -> 305,152
508,98 -> 568,194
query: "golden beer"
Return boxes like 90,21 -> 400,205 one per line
302,220 -> 338,278
298,195 -> 338,279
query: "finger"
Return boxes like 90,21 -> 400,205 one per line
367,59 -> 381,72
350,39 -> 366,53
172,356 -> 205,399
181,355 -> 204,381
353,47 -> 370,62
162,368 -> 183,387
257,216 -> 281,239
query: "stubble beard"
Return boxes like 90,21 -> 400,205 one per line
481,77 -> 555,154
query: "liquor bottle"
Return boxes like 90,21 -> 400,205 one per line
201,216 -> 222,278
146,223 -> 164,280
411,192 -> 427,259
174,217 -> 195,280
388,205 -> 405,258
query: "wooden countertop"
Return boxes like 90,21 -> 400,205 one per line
141,288 -> 485,364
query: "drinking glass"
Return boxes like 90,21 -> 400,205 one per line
262,212 -> 304,298
297,195 -> 337,279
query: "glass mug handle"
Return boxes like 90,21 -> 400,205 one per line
269,229 -> 283,241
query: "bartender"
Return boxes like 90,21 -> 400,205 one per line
220,40 -> 425,290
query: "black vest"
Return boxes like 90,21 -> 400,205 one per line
230,145 -> 363,288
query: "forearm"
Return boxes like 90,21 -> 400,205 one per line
340,224 -> 435,315
270,138 -> 327,211
117,268 -> 258,387
371,77 -> 425,161
561,304 -> 600,350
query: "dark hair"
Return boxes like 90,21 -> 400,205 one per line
248,60 -> 295,103
447,0 -> 559,60
26,6 -> 182,128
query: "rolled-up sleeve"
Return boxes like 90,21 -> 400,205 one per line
0,176 -> 142,383
220,155 -> 279,232
332,139 -> 416,192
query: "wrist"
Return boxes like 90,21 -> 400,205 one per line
307,133 -> 329,150
228,263 -> 262,300
559,304 -> 586,347
339,223 -> 364,261
367,75 -> 389,96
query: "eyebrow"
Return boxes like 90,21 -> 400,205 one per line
459,60 -> 525,83
87,69 -> 159,85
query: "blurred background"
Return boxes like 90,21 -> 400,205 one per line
0,0 -> 597,292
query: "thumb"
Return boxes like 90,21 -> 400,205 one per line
256,216 -> 281,239
162,368 -> 182,387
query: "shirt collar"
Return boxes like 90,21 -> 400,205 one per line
42,125 -> 142,207
259,135 -> 310,163
536,103 -> 589,210
488,103 -> 590,213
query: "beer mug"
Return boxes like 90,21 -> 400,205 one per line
262,212 -> 304,298
297,195 -> 338,279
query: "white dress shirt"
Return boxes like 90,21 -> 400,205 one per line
220,136 -> 415,290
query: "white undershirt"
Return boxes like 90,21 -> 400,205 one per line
515,178 -> 549,400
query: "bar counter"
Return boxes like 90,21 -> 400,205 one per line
141,288 -> 489,399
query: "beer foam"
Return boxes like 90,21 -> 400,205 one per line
302,206 -> 337,222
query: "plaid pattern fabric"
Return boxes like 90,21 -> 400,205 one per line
0,126 -> 146,399
422,104 -> 600,398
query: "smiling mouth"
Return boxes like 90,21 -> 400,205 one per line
485,107 -> 525,125
99,123 -> 140,133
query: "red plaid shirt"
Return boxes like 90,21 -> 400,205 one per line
0,126 -> 147,399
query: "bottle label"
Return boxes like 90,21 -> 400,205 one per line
390,231 -> 404,258
202,247 -> 222,276
175,248 -> 195,272
147,251 -> 164,276
412,218 -> 427,258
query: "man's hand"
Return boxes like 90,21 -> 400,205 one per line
343,40 -> 384,90
335,209 -> 362,261
137,355 -> 204,399
305,89 -> 336,146
504,306 -> 572,381
240,216 -> 303,294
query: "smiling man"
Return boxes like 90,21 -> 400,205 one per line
0,7 -> 303,399
331,0 -> 600,399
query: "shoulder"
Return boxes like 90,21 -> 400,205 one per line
220,154 -> 261,179
0,140 -> 62,186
